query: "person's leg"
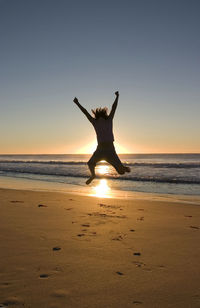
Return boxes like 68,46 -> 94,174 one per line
86,151 -> 101,185
106,151 -> 131,175
86,161 -> 96,185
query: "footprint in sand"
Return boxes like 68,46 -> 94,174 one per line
52,247 -> 61,251
89,231 -> 97,236
142,267 -> 152,272
133,300 -> 143,305
133,252 -> 141,256
1,297 -> 23,306
137,217 -> 144,221
192,294 -> 200,302
0,282 -> 10,287
79,229 -> 97,236
116,271 -> 124,276
81,223 -> 90,227
39,274 -> 49,278
112,233 -> 127,241
157,265 -> 166,270
132,261 -> 145,268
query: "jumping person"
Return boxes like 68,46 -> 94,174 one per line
73,91 -> 130,184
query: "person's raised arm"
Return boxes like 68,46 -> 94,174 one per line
73,97 -> 94,123
109,91 -> 119,119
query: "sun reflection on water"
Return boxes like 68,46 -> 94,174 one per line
89,163 -> 114,198
96,163 -> 110,175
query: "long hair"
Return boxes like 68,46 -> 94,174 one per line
92,107 -> 109,120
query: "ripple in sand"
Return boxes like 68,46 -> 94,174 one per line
51,289 -> 70,297
88,212 -> 126,219
0,282 -> 10,287
53,266 -> 63,273
99,203 -> 121,209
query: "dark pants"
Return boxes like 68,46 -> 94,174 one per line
88,142 -> 125,174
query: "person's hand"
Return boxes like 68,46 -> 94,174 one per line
115,91 -> 119,97
73,97 -> 79,104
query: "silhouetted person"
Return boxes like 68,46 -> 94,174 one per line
73,91 -> 130,184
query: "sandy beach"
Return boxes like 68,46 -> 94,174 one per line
0,188 -> 200,308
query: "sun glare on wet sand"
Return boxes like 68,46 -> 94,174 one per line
91,179 -> 111,198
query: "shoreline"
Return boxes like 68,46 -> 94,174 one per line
1,174 -> 200,206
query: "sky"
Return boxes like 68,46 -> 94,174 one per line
0,0 -> 200,154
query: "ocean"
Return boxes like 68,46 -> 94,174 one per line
0,154 -> 200,196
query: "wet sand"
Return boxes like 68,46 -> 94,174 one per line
0,188 -> 200,307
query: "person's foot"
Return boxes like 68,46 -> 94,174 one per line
86,176 -> 95,185
124,166 -> 131,173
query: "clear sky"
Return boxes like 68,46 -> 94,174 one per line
0,0 -> 199,154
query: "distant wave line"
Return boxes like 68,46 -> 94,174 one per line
1,170 -> 200,185
0,160 -> 200,169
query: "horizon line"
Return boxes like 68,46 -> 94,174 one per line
0,153 -> 200,155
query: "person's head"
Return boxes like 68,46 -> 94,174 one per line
92,107 -> 109,120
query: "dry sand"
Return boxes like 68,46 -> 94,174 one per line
0,188 -> 200,308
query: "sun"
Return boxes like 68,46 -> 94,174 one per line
76,140 -> 131,154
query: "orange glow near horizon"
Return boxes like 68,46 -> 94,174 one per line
1,141 -> 199,155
